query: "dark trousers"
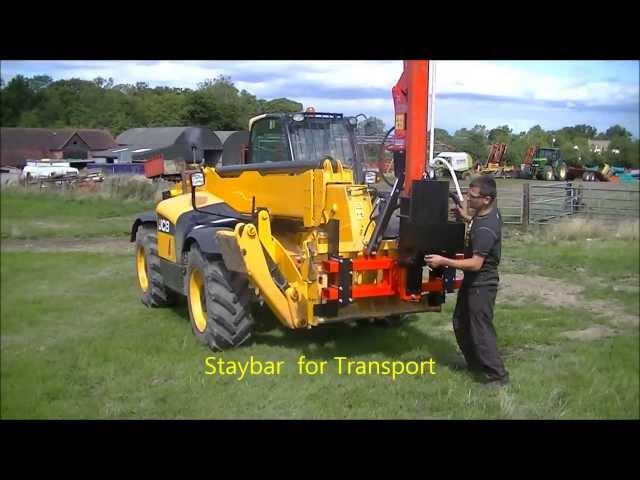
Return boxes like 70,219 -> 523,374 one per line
452,284 -> 508,381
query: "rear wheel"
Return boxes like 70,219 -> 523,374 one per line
135,225 -> 177,307
186,245 -> 254,350
555,162 -> 567,181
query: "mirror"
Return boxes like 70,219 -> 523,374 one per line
191,172 -> 205,188
364,170 -> 379,184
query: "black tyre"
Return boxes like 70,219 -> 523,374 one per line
135,225 -> 177,307
542,165 -> 554,181
555,162 -> 567,181
186,245 -> 254,350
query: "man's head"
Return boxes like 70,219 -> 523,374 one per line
467,175 -> 497,211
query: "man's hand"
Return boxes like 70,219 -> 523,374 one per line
424,254 -> 449,269
454,197 -> 472,222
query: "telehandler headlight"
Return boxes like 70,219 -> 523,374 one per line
348,117 -> 358,126
191,172 -> 205,187
293,113 -> 304,122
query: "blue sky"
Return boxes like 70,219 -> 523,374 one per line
1,60 -> 638,137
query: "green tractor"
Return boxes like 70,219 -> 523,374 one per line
524,147 -> 568,181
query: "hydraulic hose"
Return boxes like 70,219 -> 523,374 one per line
430,157 -> 464,203
377,127 -> 396,187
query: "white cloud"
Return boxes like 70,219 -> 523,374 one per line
433,61 -> 639,107
2,60 -> 638,136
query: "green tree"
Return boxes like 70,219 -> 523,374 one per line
261,98 -> 302,114
27,75 -> 53,92
488,125 -> 512,144
451,125 -> 489,163
1,75 -> 38,126
183,76 -> 246,129
606,136 -> 639,168
605,125 -> 632,139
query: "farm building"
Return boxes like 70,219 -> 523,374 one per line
0,128 -> 118,168
92,127 -> 224,166
93,127 -> 249,168
215,130 -> 249,166
588,139 -> 611,153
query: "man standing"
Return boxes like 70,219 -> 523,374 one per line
425,175 -> 509,387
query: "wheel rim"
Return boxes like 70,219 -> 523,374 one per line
560,166 -> 566,178
189,268 -> 207,333
136,246 -> 149,293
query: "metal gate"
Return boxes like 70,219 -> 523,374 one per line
528,182 -> 639,224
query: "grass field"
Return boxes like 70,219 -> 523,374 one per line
1,188 -> 638,419
0,188 -> 152,239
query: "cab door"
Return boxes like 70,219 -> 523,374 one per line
247,117 -> 291,164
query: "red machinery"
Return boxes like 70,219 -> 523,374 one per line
363,60 -> 465,302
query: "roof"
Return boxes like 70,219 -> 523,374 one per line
76,130 -> 119,150
115,127 -> 224,162
0,128 -> 118,167
48,129 -> 117,150
116,127 -> 191,147
1,128 -> 54,150
588,139 -> 611,146
214,131 -> 238,144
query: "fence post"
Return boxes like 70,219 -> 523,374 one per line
569,182 -> 577,215
522,182 -> 530,229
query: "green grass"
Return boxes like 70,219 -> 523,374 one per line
1,193 -> 638,419
502,237 -> 639,317
0,189 -> 152,239
1,250 -> 638,419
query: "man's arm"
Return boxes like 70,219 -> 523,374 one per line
425,254 -> 485,272
425,222 -> 496,272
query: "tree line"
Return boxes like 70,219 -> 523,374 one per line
1,74 -> 638,168
0,74 -> 302,135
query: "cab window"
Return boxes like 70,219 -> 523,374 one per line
249,118 -> 289,163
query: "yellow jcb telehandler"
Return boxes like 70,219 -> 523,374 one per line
131,61 -> 466,350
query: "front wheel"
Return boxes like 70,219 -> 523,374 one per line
186,246 -> 254,350
135,225 -> 177,308
543,165 -> 554,181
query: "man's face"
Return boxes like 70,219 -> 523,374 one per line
465,186 -> 492,210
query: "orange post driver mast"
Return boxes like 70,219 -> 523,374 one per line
392,60 -> 429,197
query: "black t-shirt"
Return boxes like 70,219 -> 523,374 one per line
463,206 -> 502,287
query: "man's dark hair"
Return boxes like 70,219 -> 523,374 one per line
469,175 -> 497,200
